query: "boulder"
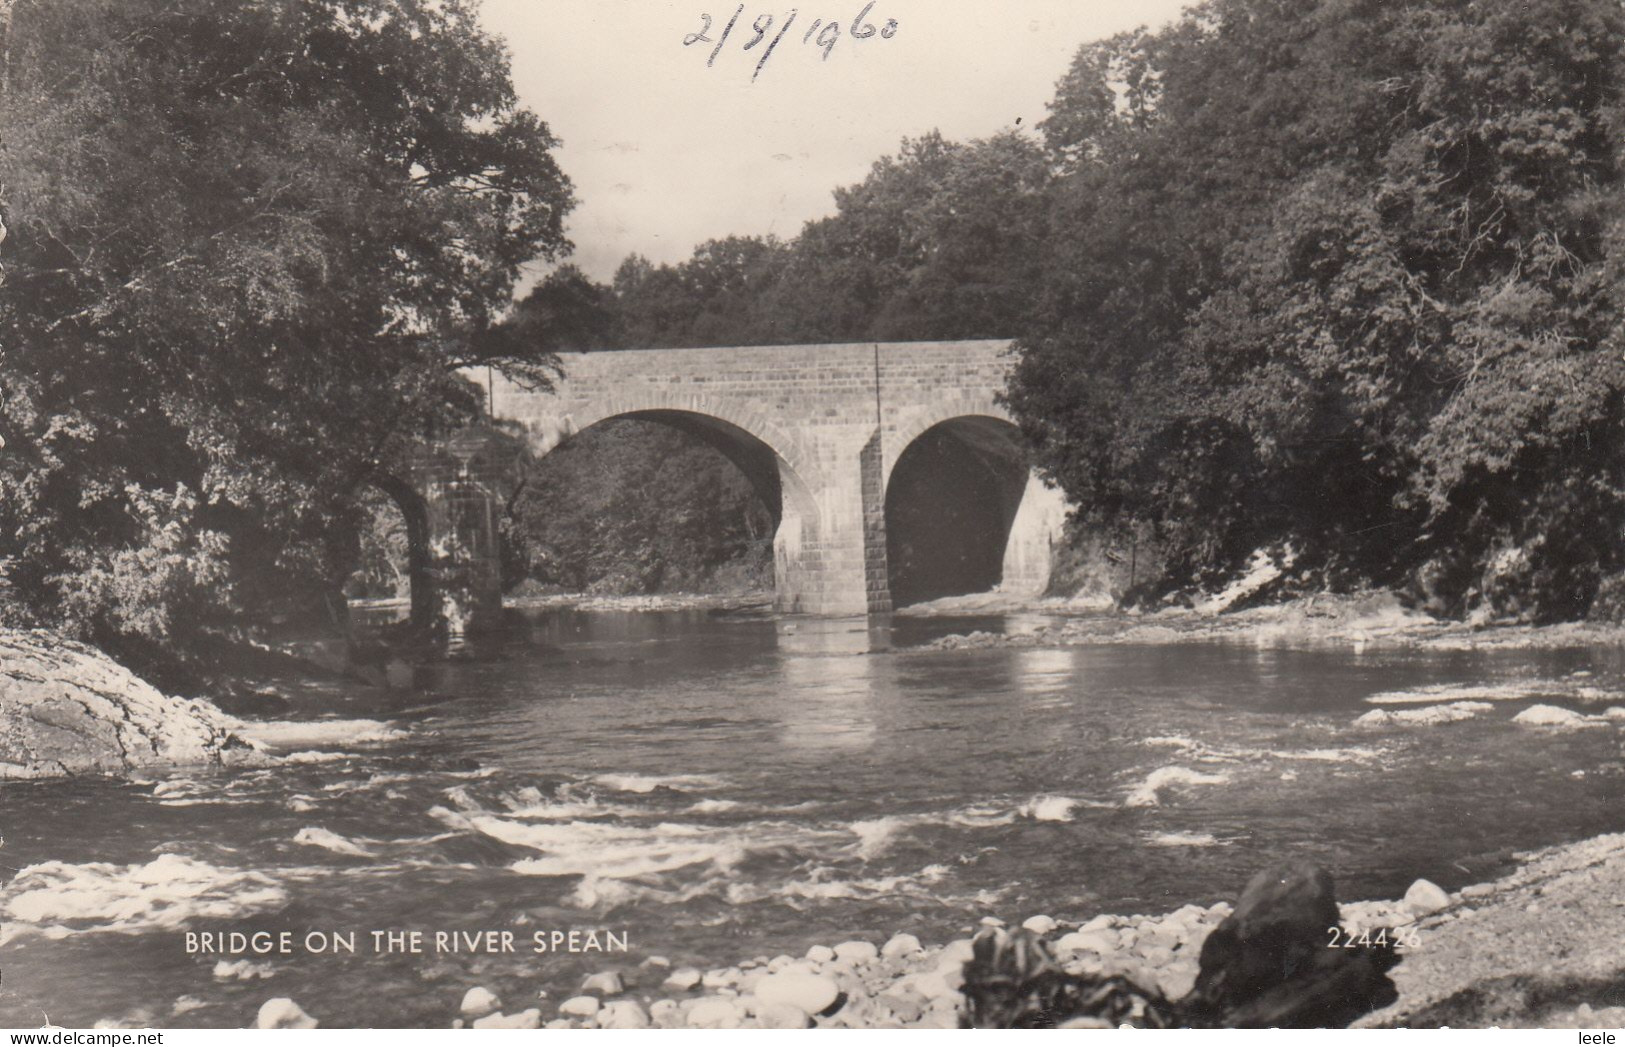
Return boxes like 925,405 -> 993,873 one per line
472,1009 -> 540,1030
557,996 -> 600,1019
580,970 -> 624,995
254,998 -> 316,1030
881,932 -> 923,959
1054,929 -> 1116,955
648,999 -> 683,1028
754,1001 -> 812,1029
700,966 -> 739,988
685,996 -> 746,1029
1403,878 -> 1451,915
752,972 -> 840,1016
458,986 -> 500,1017
596,1000 -> 649,1029
0,629 -> 262,779
1021,915 -> 1059,935
833,939 -> 879,964
1512,704 -> 1601,729
805,944 -> 835,963
662,967 -> 702,992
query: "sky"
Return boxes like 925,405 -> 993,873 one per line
479,0 -> 1194,285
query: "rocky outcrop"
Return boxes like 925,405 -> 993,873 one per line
0,629 -> 261,779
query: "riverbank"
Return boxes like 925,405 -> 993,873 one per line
504,591 -> 773,614
246,832 -> 1625,1029
917,590 -> 1625,653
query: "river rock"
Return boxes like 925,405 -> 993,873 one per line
472,1009 -> 540,1030
580,970 -> 624,995
596,1000 -> 650,1029
558,995 -> 600,1019
881,932 -> 923,959
701,966 -> 739,988
751,1000 -> 809,1029
0,629 -> 261,779
1055,929 -> 1116,955
686,996 -> 745,1029
662,967 -> 702,991
753,972 -> 840,1015
459,986 -> 500,1016
255,998 -> 317,1030
805,944 -> 835,963
648,999 -> 682,1028
1513,704 -> 1600,728
1021,914 -> 1058,935
1403,877 -> 1452,915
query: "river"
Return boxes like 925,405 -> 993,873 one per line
2,607 -> 1623,1028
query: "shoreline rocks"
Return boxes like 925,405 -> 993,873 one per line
451,833 -> 1625,1031
0,629 -> 268,780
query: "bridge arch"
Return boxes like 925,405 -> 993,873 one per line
364,473 -> 434,628
524,393 -> 823,611
883,401 -> 1063,605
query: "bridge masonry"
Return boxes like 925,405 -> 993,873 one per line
463,338 -> 1070,618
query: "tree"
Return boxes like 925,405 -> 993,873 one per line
0,0 -> 574,669
1006,0 -> 1625,618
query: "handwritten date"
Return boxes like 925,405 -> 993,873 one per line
685,2 -> 898,81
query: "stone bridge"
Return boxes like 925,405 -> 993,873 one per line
394,339 -> 1068,631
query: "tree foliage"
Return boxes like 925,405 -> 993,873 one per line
503,420 -> 773,595
512,129 -> 1051,350
0,0 -> 574,664
1006,0 -> 1625,619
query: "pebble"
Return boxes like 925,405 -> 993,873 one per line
1404,878 -> 1452,915
881,932 -> 923,959
686,996 -> 746,1029
558,995 -> 600,1019
753,972 -> 841,1016
663,967 -> 703,992
1022,914 -> 1059,935
766,953 -> 797,972
1079,914 -> 1115,932
545,1019 -> 573,1030
597,1000 -> 650,1029
1461,883 -> 1496,900
580,970 -> 624,996
834,940 -> 879,964
640,955 -> 672,968
805,944 -> 835,963
459,986 -> 500,1017
255,998 -> 317,1030
472,1009 -> 540,1030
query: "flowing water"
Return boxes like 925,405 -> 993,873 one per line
3,608 -> 1624,1028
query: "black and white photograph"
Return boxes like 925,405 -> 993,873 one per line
1,0 -> 1624,1032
